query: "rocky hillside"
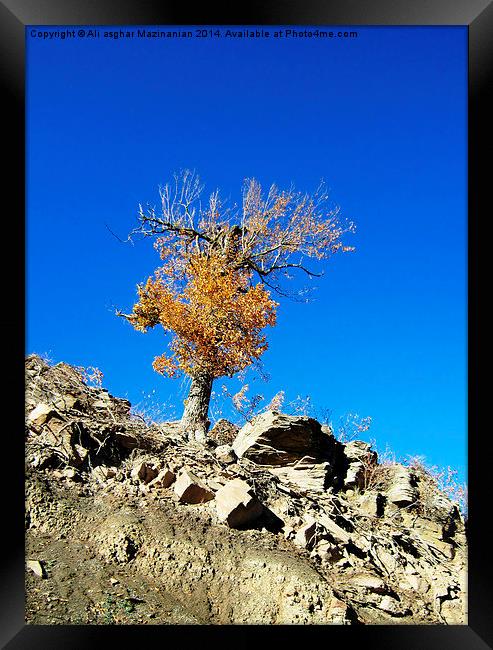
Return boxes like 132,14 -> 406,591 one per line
25,355 -> 467,625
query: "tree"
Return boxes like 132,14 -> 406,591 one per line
118,170 -> 355,441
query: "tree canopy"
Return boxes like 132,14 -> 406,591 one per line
119,170 -> 355,439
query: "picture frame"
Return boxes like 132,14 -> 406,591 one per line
4,0 -> 489,646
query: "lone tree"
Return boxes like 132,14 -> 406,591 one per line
119,170 -> 355,441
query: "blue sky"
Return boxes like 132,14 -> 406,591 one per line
26,26 -> 467,481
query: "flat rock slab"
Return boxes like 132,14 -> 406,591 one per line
26,560 -> 45,578
268,458 -> 331,492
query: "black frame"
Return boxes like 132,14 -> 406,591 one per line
3,0 -> 490,647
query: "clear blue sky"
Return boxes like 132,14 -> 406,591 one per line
26,26 -> 467,481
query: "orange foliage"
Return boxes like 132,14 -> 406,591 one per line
123,172 -> 355,383
128,251 -> 277,379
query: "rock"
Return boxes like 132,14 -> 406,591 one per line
214,444 -> 236,464
321,424 -> 334,437
344,461 -> 365,488
92,466 -> 118,482
24,359 -> 469,625
283,525 -> 295,540
294,519 -> 320,549
356,493 -> 385,518
74,444 -> 89,463
174,470 -> 214,504
148,468 -> 176,489
53,394 -> 79,412
387,465 -> 418,506
26,560 -> 45,578
269,458 -> 332,493
92,399 -> 111,409
27,403 -> 54,428
215,478 -> 264,528
232,411 -> 347,492
209,419 -> 239,445
115,432 -> 140,449
206,479 -> 223,491
131,461 -> 159,484
232,411 -> 343,468
343,441 -> 377,489
317,513 -> 352,545
348,572 -> 387,594
316,540 -> 344,563
344,440 -> 377,463
378,595 -> 403,615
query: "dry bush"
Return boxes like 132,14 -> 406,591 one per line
75,365 -> 104,388
357,442 -> 398,493
130,390 -> 177,426
405,455 -> 467,518
335,413 -> 373,444
285,395 -> 313,417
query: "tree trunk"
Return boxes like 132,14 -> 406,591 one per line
181,372 -> 213,443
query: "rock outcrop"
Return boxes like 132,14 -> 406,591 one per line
232,411 -> 347,492
25,355 -> 467,625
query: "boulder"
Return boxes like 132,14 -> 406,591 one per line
215,478 -> 264,528
27,403 -> 54,428
214,444 -> 236,464
344,440 -> 377,463
148,468 -> 176,489
294,519 -> 319,549
131,461 -> 159,484
232,411 -> 345,492
174,470 -> 214,504
232,411 -> 340,466
387,465 -> 418,506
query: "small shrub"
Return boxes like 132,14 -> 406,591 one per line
405,455 -> 467,518
75,364 -> 104,388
